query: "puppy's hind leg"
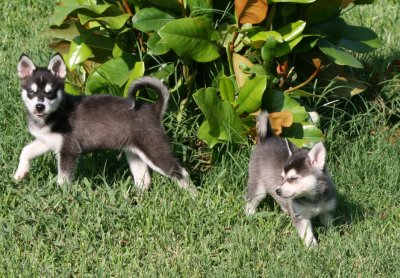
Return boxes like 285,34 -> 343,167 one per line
125,150 -> 151,191
130,142 -> 197,197
245,180 -> 267,215
57,150 -> 79,185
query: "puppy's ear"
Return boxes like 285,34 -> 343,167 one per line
308,142 -> 326,170
285,138 -> 297,156
48,53 -> 67,78
18,54 -> 36,79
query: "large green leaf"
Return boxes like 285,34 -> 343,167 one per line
158,17 -> 220,63
123,62 -> 145,97
262,90 -> 308,122
283,123 -> 324,148
318,38 -> 363,68
187,0 -> 213,15
147,33 -> 170,55
65,35 -> 93,70
236,75 -> 267,114
278,20 -> 306,42
219,75 -> 235,103
78,14 -> 131,30
146,0 -> 182,13
354,0 -> 375,4
275,35 -> 304,57
193,88 -> 245,144
85,55 -> 136,94
250,31 -> 283,48
197,121 -> 224,148
132,7 -> 176,32
53,1 -> 115,26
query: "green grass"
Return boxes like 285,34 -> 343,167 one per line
1,1 -> 399,276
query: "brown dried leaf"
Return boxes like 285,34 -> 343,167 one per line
269,111 -> 293,135
235,0 -> 268,25
232,53 -> 254,88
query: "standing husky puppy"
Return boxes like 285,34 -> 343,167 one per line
14,54 -> 197,195
245,111 -> 336,247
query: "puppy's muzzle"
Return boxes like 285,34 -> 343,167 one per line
35,103 -> 45,114
276,188 -> 282,196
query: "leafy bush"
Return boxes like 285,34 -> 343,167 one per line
50,0 -> 380,148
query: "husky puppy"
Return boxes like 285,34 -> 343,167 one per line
245,111 -> 336,247
14,54 -> 197,196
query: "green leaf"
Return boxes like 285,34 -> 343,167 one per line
337,38 -> 380,53
123,62 -> 145,97
147,33 -> 170,55
250,31 -> 283,48
197,121 -> 224,148
65,35 -> 93,70
145,0 -> 182,13
86,55 -> 136,94
158,17 -> 220,63
132,7 -> 176,32
283,123 -> 324,148
53,1 -> 114,26
64,82 -> 80,95
78,14 -> 131,30
278,20 -> 306,42
193,88 -> 245,144
354,0 -> 375,4
149,63 -> 176,80
275,35 -> 304,57
315,17 -> 380,51
187,0 -> 213,15
318,38 -> 363,68
262,90 -> 308,122
219,75 -> 235,103
236,75 -> 267,115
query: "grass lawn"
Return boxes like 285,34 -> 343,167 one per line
0,1 -> 399,276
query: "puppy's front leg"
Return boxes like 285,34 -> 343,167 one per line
14,140 -> 51,180
57,150 -> 79,185
293,216 -> 317,248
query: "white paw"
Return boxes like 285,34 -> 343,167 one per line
245,203 -> 256,215
57,175 -> 70,185
14,166 -> 29,180
304,237 -> 318,248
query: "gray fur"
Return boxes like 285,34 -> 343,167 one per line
14,54 -> 197,196
245,111 -> 336,247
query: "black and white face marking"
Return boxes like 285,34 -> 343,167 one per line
21,79 -> 63,118
276,143 -> 327,199
277,168 -> 318,198
18,54 -> 66,118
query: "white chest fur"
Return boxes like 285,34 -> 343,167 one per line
29,124 -> 63,152
293,198 -> 336,219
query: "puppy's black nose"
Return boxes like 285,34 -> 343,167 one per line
276,188 -> 282,196
36,103 -> 45,112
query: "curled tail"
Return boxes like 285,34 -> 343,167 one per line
127,76 -> 169,117
257,110 -> 274,143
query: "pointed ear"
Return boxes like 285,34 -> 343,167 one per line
285,139 -> 293,156
48,54 -> 67,78
18,54 -> 36,79
308,142 -> 326,170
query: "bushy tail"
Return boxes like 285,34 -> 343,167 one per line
257,110 -> 274,143
127,76 -> 169,117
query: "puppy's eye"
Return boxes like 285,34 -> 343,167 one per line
27,89 -> 35,97
288,177 -> 298,183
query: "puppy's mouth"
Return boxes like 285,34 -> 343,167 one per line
34,112 -> 46,117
